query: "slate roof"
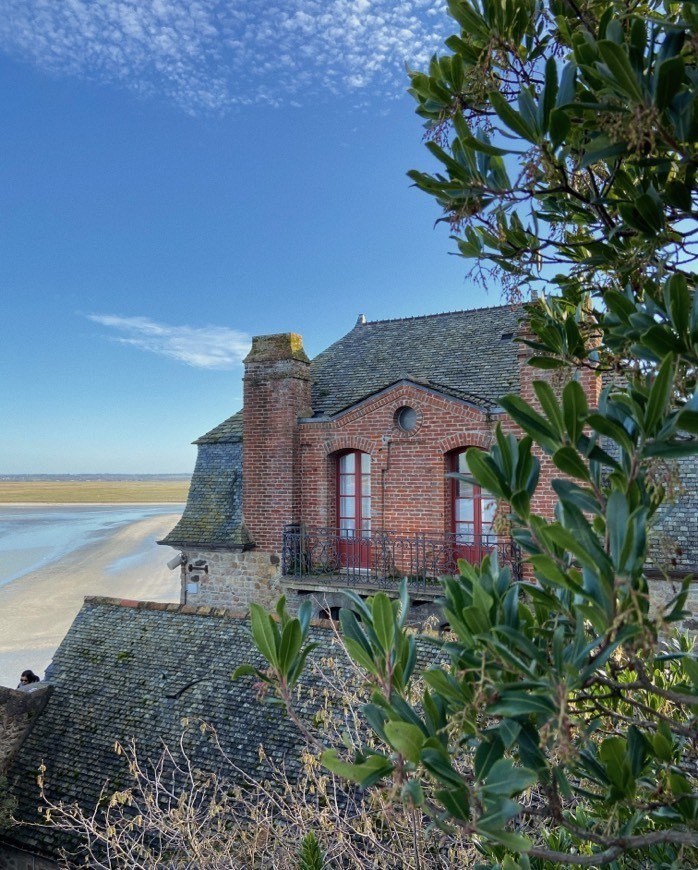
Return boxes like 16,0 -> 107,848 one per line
195,410 -> 243,444
308,304 -> 523,418
194,303 -> 524,444
2,597 -> 352,862
161,304 -> 523,551
159,438 -> 249,549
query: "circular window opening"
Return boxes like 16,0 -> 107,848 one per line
394,406 -> 418,432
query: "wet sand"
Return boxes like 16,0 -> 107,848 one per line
0,513 -> 181,688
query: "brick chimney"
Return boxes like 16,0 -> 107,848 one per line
242,333 -> 312,552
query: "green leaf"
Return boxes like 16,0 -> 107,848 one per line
384,721 -> 425,763
681,656 -> 698,692
278,619 -> 302,675
343,637 -> 380,675
321,750 -> 394,788
552,446 -> 590,481
478,828 -> 531,853
231,664 -> 260,680
489,89 -> 538,143
499,394 -> 561,452
435,785 -> 471,822
249,603 -> 279,668
597,40 -> 644,101
481,759 -> 536,797
562,379 -> 589,445
474,737 -> 504,780
422,747 -> 467,789
645,354 -> 674,435
464,449 -> 508,499
533,380 -> 564,436
491,692 -> 557,720
654,55 -> 684,110
477,796 -> 523,831
371,592 -> 395,653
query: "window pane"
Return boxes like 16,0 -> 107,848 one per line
340,518 -> 355,534
482,497 -> 497,529
361,453 -> 371,473
361,497 -> 371,520
340,452 -> 355,473
340,497 -> 355,518
340,475 -> 355,496
455,523 -> 474,544
361,474 -> 371,496
456,478 -> 474,498
457,452 -> 469,474
456,499 -> 474,523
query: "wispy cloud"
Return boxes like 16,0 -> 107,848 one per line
87,314 -> 251,369
0,1 -> 448,113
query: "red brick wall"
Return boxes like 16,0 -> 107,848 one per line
242,332 -> 601,555
298,384 -> 495,540
242,334 -> 312,552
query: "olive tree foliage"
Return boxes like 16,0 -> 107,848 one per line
244,1 -> 698,867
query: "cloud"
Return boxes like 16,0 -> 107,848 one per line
87,314 -> 251,369
0,0 -> 449,112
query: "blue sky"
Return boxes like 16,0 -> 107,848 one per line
1,0 -> 498,474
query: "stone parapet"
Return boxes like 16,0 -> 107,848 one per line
0,685 -> 53,775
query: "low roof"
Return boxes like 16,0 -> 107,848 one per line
3,597 -> 348,861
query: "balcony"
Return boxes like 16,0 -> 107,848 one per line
281,525 -> 522,594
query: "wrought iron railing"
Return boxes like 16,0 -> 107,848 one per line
282,525 -> 522,592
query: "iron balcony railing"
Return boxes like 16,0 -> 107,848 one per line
282,525 -> 522,592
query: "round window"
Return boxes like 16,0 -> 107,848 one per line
394,406 -> 418,432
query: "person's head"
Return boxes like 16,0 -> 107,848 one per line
19,669 -> 39,685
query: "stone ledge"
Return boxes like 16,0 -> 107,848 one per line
82,595 -> 249,620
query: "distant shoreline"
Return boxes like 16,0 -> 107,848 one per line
0,479 -> 190,504
2,502 -> 187,507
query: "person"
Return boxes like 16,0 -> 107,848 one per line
17,669 -> 40,690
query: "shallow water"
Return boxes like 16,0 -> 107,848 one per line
0,505 -> 183,588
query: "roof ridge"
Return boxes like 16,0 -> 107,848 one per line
357,302 -> 523,327
81,595 -> 339,629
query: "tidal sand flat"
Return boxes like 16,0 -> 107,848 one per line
0,510 -> 182,688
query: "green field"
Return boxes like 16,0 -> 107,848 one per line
0,480 -> 190,504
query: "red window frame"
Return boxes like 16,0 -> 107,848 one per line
337,450 -> 371,537
450,448 -> 496,561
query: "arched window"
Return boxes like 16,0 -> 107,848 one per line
450,448 -> 496,561
337,450 -> 371,570
337,450 -> 371,537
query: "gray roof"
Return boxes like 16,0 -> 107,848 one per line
159,439 -> 249,549
3,597 -> 350,861
194,303 -> 524,445
308,304 -> 523,418
195,411 -> 243,444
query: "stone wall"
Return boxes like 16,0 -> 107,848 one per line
0,686 -> 53,775
181,548 -> 282,611
648,576 -> 698,633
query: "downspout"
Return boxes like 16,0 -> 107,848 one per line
380,436 -> 392,531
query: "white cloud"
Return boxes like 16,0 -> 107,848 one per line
86,314 -> 251,369
0,0 -> 449,112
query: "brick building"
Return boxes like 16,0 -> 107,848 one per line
159,303 -> 697,622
